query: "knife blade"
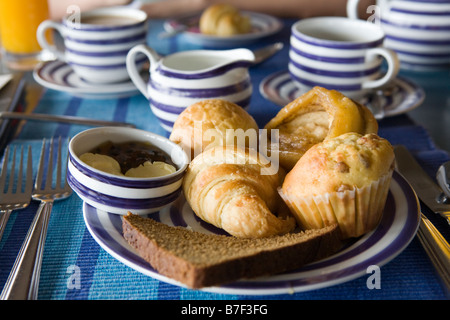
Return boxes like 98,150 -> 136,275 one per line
394,145 -> 450,225
0,111 -> 136,128
394,145 -> 450,293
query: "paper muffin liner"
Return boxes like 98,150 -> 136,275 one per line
279,170 -> 393,239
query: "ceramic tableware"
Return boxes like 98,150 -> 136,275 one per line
126,44 -> 255,132
37,7 -> 148,83
68,127 -> 189,215
289,16 -> 400,100
347,0 -> 450,70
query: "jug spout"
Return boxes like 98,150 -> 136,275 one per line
214,48 -> 255,68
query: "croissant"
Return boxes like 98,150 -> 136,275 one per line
199,4 -> 251,36
182,145 -> 296,238
264,86 -> 378,170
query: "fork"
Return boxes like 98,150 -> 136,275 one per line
0,137 -> 72,300
0,145 -> 33,242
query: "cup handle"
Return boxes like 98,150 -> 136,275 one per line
126,44 -> 160,99
36,20 -> 66,62
346,0 -> 361,19
362,47 -> 400,90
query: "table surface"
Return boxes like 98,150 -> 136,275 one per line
0,17 -> 449,301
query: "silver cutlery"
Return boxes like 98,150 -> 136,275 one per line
394,145 -> 450,225
1,137 -> 72,300
0,145 -> 33,242
158,15 -> 198,39
394,145 -> 450,292
253,42 -> 284,65
437,161 -> 450,201
0,111 -> 136,128
362,84 -> 399,120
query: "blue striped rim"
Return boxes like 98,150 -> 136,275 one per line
150,96 -> 252,114
289,60 -> 380,77
149,78 -> 252,98
391,47 -> 450,58
390,7 -> 450,15
220,172 -> 419,290
406,0 -> 450,2
68,55 -> 147,69
82,171 -> 420,294
63,19 -> 146,31
381,18 -> 450,30
69,155 -> 185,188
68,172 -> 182,209
400,60 -> 450,68
66,47 -> 132,57
65,32 -> 146,45
292,29 -> 384,49
289,70 -> 362,91
155,61 -> 253,80
290,47 -> 366,64
385,34 -> 450,45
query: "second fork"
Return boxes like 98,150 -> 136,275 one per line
0,137 -> 72,300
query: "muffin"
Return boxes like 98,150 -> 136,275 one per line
169,99 -> 259,161
279,132 -> 395,239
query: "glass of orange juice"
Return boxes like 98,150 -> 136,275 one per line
0,0 -> 52,70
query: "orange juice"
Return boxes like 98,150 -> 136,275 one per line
0,0 -> 50,54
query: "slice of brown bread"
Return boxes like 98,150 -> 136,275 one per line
122,212 -> 342,289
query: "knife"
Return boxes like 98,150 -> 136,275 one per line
394,145 -> 450,292
0,111 -> 136,128
394,145 -> 450,225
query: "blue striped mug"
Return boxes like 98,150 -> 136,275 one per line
126,44 -> 255,132
289,17 -> 400,100
348,0 -> 450,70
37,7 -> 148,84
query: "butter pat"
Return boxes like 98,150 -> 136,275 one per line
125,161 -> 176,178
80,153 -> 122,176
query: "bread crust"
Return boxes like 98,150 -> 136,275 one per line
264,86 -> 378,170
199,4 -> 251,36
183,145 -> 296,238
169,99 -> 259,161
122,212 -> 342,288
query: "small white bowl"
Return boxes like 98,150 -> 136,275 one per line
68,126 -> 189,215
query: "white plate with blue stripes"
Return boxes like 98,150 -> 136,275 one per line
163,11 -> 283,47
260,70 -> 425,120
33,60 -> 140,99
83,171 -> 420,295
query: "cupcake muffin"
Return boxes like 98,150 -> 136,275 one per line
279,132 -> 395,239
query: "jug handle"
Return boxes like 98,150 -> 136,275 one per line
126,44 -> 160,99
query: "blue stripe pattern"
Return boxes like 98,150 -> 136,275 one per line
1,18 -> 448,301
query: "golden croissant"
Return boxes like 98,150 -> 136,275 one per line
182,146 -> 295,238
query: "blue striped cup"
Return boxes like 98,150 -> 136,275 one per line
289,17 -> 400,100
67,127 -> 189,215
37,7 -> 147,84
348,0 -> 450,70
126,44 -> 255,132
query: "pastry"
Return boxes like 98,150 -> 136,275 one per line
199,4 -> 251,36
279,132 -> 395,239
264,86 -> 378,170
182,145 -> 295,238
122,212 -> 341,288
169,99 -> 259,160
